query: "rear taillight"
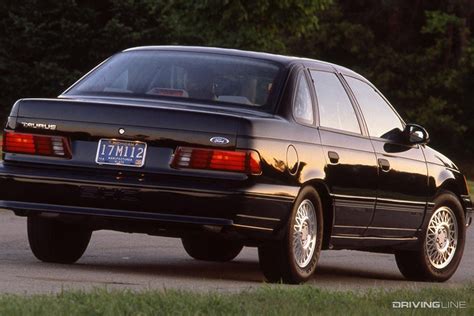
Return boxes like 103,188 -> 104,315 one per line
171,146 -> 262,175
3,131 -> 71,158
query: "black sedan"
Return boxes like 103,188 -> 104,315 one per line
0,46 -> 472,284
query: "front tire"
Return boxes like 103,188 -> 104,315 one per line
181,236 -> 243,262
28,216 -> 92,264
258,186 -> 323,284
395,191 -> 466,282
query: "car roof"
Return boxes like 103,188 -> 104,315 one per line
123,46 -> 364,80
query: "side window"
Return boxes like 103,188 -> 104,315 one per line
310,70 -> 361,134
345,76 -> 404,139
293,73 -> 314,125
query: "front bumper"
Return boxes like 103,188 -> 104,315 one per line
0,162 -> 297,239
461,195 -> 473,227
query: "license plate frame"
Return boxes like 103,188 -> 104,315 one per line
95,139 -> 147,168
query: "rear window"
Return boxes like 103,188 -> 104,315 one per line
65,50 -> 283,111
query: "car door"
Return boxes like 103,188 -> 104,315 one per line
343,75 -> 428,238
309,69 -> 378,237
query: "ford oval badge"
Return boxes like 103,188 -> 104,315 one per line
210,136 -> 230,145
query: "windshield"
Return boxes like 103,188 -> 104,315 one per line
65,50 -> 283,111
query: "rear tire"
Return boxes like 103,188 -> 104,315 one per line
395,191 -> 466,282
181,236 -> 243,262
27,216 -> 92,264
258,186 -> 323,284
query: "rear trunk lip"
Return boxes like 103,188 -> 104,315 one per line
57,95 -> 275,118
12,97 -> 250,146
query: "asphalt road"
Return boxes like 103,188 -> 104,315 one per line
0,210 -> 472,294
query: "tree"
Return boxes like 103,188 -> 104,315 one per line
164,0 -> 331,53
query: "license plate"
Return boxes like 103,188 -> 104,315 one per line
95,139 -> 147,168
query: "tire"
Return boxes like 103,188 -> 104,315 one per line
181,235 -> 243,262
27,216 -> 92,264
395,191 -> 466,282
258,186 -> 323,284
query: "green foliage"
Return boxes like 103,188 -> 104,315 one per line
0,286 -> 472,315
422,10 -> 464,35
165,0 -> 331,53
0,0 -> 473,161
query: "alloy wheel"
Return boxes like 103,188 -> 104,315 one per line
425,206 -> 458,269
292,199 -> 317,268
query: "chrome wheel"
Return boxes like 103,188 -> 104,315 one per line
425,206 -> 458,269
293,199 -> 317,268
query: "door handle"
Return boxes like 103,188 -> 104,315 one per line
328,151 -> 340,164
378,158 -> 391,172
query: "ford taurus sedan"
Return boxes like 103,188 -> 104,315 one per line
0,46 -> 472,283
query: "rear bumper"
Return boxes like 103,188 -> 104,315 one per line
0,162 -> 296,239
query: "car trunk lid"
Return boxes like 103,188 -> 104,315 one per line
4,98 -> 261,176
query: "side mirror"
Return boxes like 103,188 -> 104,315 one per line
404,123 -> 430,145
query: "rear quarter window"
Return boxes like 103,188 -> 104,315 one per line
293,73 -> 314,125
310,70 -> 361,134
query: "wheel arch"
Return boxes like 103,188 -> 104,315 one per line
431,166 -> 470,216
302,179 -> 333,250
436,178 -> 469,216
437,179 -> 461,196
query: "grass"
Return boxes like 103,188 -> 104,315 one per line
0,286 -> 472,316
